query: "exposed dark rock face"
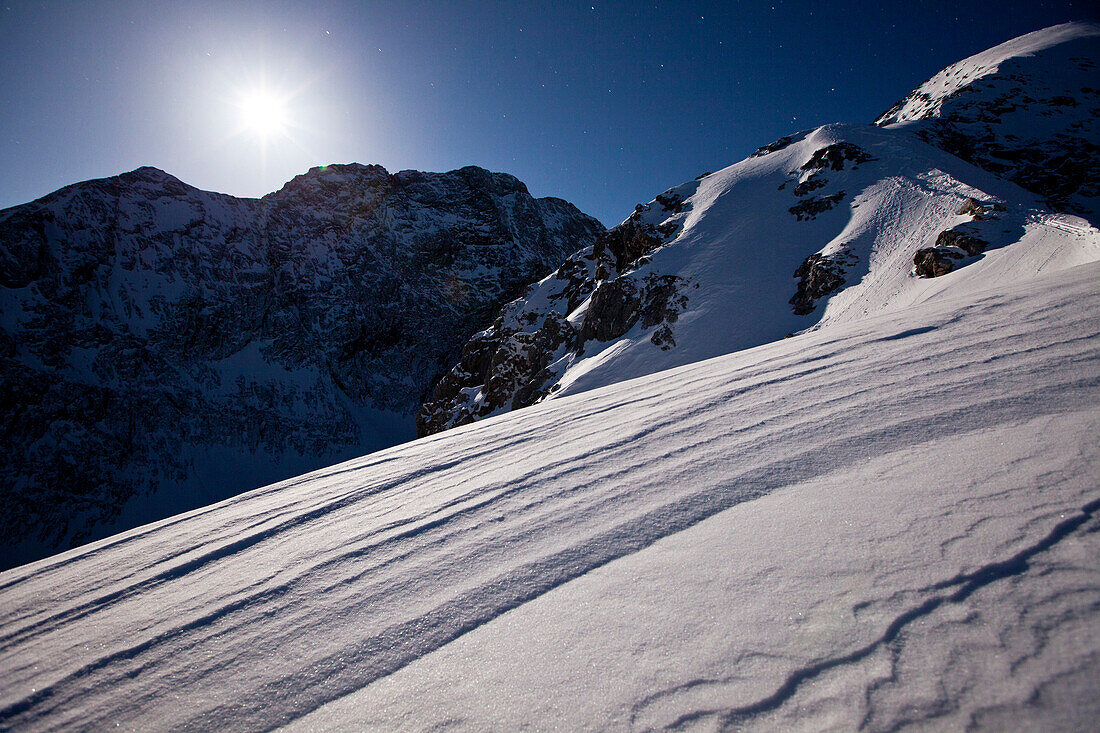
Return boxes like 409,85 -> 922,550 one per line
789,191 -> 846,221
782,144 -> 872,221
752,135 -> 798,157
800,143 -> 875,172
654,192 -> 687,212
579,272 -> 690,344
595,216 -> 672,271
957,197 -> 1007,217
418,188 -> 694,436
580,278 -> 640,342
793,178 -> 827,196
639,274 -> 690,330
933,228 -> 989,256
0,163 -> 603,568
790,253 -> 851,315
913,223 -> 992,278
913,247 -> 964,278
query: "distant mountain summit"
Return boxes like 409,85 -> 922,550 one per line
0,163 -> 602,568
420,22 -> 1100,436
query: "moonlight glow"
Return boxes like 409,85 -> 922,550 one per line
237,89 -> 290,141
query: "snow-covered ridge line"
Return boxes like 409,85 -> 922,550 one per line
1,259 -> 1097,730
421,105 -> 1100,434
876,22 -> 1100,219
875,22 -> 1100,124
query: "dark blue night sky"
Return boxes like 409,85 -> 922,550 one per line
1,1 -> 1096,225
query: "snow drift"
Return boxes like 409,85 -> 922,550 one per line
1,255 -> 1097,731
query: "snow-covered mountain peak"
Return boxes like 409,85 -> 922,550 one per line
876,22 -> 1099,125
420,34 -> 1100,434
27,165 -> 198,209
267,163 -> 542,224
876,22 -> 1100,219
267,162 -> 393,204
117,166 -> 183,185
0,163 -> 603,569
277,161 -> 390,185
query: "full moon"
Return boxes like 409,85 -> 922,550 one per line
237,89 -> 289,140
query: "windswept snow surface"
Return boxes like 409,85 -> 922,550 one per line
1,255 -> 1099,729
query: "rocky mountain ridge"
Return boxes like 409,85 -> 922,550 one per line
0,163 -> 602,569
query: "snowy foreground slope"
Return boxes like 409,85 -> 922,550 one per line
2,254 -> 1098,729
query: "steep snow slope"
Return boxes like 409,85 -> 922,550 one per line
1,258 -> 1097,730
877,22 -> 1100,220
0,163 -> 602,569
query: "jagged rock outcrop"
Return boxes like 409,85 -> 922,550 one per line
785,142 -> 873,221
752,135 -> 797,157
956,196 -> 1006,218
877,23 -> 1100,222
417,190 -> 693,436
793,178 -> 827,196
0,163 -> 603,568
799,142 -> 875,172
932,227 -> 989,257
790,253 -> 850,315
789,191 -> 847,221
911,195 -> 1014,278
913,225 -> 992,278
913,247 -> 963,278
